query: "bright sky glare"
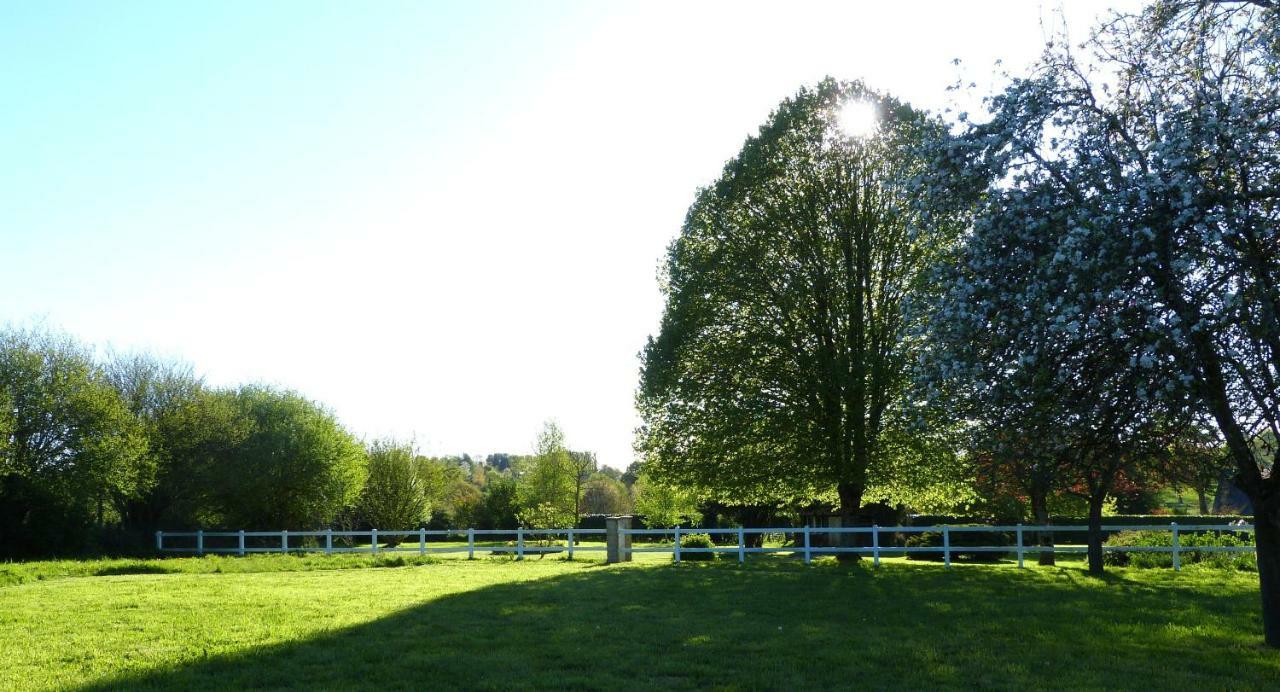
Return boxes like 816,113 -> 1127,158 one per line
838,100 -> 880,139
0,1 -> 1140,468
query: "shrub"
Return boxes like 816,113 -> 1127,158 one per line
904,527 -> 1010,562
1104,530 -> 1255,570
679,533 -> 716,561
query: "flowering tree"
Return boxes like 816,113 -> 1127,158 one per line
919,187 -> 1187,574
927,0 -> 1280,642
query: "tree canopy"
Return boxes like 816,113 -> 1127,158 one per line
638,78 -> 966,517
0,327 -> 148,556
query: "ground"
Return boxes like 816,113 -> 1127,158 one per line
0,553 -> 1275,690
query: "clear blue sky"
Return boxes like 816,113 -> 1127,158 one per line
0,1 -> 1136,468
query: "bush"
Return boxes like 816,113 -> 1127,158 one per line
679,533 -> 716,561
1103,530 -> 1256,570
904,527 -> 1010,562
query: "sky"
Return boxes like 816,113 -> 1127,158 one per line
0,1 -> 1141,469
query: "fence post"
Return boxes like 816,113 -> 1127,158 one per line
568,528 -> 575,560
803,525 -> 811,565
325,528 -> 333,555
238,529 -> 245,557
872,524 -> 880,568
605,516 -> 632,563
517,526 -> 524,561
419,527 -> 426,556
737,527 -> 745,564
467,528 -> 475,560
197,529 -> 204,556
1016,524 -> 1024,569
674,525 -> 682,563
942,526 -> 951,569
371,528 -> 378,554
155,530 -> 163,552
1171,522 -> 1181,571
281,529 -> 288,554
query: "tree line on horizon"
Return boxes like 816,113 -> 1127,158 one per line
0,325 -> 692,558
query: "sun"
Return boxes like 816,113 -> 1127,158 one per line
837,100 -> 879,138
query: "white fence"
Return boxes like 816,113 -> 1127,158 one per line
156,522 -> 1256,571
155,528 -> 606,560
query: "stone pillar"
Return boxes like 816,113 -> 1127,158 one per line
606,515 -> 632,563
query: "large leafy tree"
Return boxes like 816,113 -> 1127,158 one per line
147,384 -> 254,528
205,386 -> 366,529
101,351 -> 205,529
931,0 -> 1280,640
638,79 -> 965,522
0,327 -> 148,556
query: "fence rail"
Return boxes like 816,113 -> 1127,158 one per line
156,521 -> 1255,571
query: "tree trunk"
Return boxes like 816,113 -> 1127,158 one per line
1030,489 -> 1055,566
574,483 -> 583,529
1251,494 -> 1280,647
1197,487 -> 1210,516
837,481 -> 863,562
1086,495 -> 1105,577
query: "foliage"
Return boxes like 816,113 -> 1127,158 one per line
100,351 -> 205,530
0,327 -> 148,557
903,528 -> 1010,562
202,386 -> 366,530
620,461 -> 642,488
596,465 -> 623,482
1104,530 -> 1257,571
514,422 -> 576,528
567,449 -> 597,524
357,439 -> 429,536
1156,431 -> 1233,514
579,475 -> 631,515
678,532 -> 716,561
517,502 -> 569,531
484,453 -> 515,472
631,470 -> 699,528
638,78 -> 967,513
475,475 -> 520,530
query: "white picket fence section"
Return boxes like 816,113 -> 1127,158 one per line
156,522 -> 1256,571
646,524 -> 1256,571
155,527 -> 606,560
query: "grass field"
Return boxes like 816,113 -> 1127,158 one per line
1,554 -> 1276,690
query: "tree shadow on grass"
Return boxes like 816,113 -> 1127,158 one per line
81,562 -> 1277,691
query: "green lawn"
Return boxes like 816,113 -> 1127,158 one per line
0,555 -> 1275,690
